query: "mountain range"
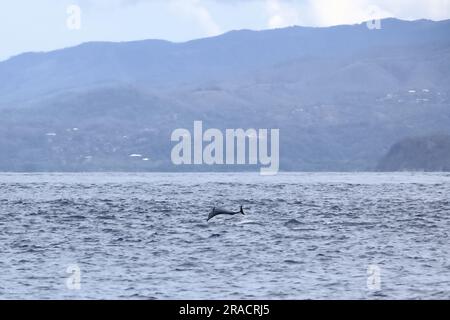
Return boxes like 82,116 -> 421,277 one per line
1,18 -> 449,171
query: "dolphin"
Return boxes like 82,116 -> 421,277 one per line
207,206 -> 245,222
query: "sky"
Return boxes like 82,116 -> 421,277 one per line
0,0 -> 449,61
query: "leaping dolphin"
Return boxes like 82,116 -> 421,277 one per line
207,206 -> 245,222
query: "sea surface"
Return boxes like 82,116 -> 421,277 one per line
0,172 -> 449,300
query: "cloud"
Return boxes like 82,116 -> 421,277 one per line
306,0 -> 388,26
170,0 -> 221,37
74,0 -> 222,37
73,0 -> 450,28
375,0 -> 450,21
265,0 -> 300,28
302,0 -> 450,26
209,0 -> 450,26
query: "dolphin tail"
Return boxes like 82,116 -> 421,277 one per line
207,207 -> 215,222
240,206 -> 245,215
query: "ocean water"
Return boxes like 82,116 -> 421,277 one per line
0,172 -> 449,300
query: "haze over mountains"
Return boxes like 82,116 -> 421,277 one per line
1,18 -> 450,171
377,134 -> 450,172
